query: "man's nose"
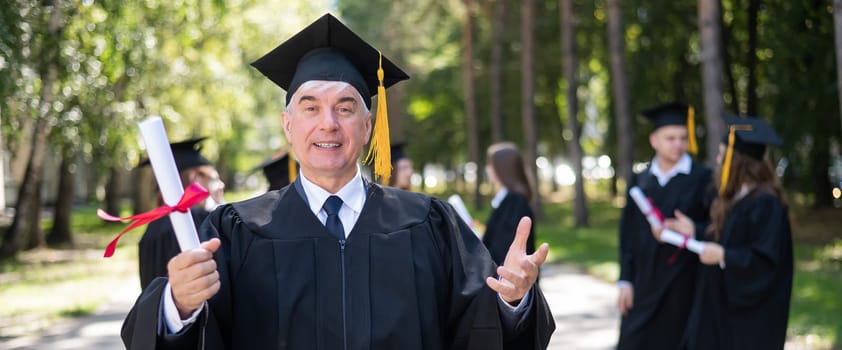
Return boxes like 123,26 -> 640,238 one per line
318,109 -> 340,129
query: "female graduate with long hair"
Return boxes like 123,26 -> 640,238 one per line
666,115 -> 793,349
482,142 -> 536,265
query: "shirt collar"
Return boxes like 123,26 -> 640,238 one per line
298,167 -> 366,216
650,153 -> 692,185
491,188 -> 509,209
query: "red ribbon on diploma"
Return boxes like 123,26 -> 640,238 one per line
667,234 -> 690,265
647,198 -> 664,222
97,182 -> 209,258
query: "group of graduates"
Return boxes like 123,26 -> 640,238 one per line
617,103 -> 793,349
122,14 -> 554,350
120,12 -> 792,350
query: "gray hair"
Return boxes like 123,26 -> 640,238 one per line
285,80 -> 370,114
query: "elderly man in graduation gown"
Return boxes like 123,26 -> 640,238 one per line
121,14 -> 555,350
616,103 -> 713,349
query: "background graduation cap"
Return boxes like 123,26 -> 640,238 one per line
719,114 -> 783,195
250,13 -> 410,183
390,142 -> 408,164
253,148 -> 296,191
138,137 -> 211,172
641,102 -> 698,155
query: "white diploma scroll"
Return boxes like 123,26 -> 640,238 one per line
138,117 -> 201,252
628,186 -> 704,254
447,194 -> 479,236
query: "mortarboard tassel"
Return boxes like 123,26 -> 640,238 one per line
288,150 -> 297,182
687,106 -> 698,156
719,124 -> 752,196
364,51 -> 392,184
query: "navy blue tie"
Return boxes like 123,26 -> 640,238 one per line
323,195 -> 345,241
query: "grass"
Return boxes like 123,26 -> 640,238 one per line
497,197 -> 842,349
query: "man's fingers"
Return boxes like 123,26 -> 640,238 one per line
509,217 -> 532,253
529,243 -> 549,266
202,238 -> 222,253
485,276 -> 516,296
674,210 -> 687,220
497,266 -> 526,286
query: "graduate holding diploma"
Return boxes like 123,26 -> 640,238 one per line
617,102 -> 713,349
669,115 -> 793,350
120,14 -> 554,350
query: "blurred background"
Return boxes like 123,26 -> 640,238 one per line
0,0 -> 841,349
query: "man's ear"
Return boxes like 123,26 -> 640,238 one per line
282,111 -> 292,140
363,111 -> 373,144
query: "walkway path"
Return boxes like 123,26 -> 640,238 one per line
0,264 -> 621,350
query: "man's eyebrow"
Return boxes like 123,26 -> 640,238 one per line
337,96 -> 357,105
297,95 -> 317,103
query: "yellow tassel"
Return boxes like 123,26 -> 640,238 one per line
719,125 -> 752,196
364,51 -> 392,184
687,106 -> 698,156
288,150 -> 297,182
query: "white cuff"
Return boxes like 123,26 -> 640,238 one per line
162,283 -> 203,334
498,289 -> 531,313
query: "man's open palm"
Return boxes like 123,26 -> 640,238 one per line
485,217 -> 550,304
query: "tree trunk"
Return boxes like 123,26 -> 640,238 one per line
561,0 -> 588,227
606,0 -> 634,188
490,0 -> 506,142
47,153 -> 74,247
811,138 -> 833,208
462,0 -> 482,210
521,0 -> 542,213
746,0 -> 760,116
719,2 -> 740,114
0,106 -> 5,211
834,0 -> 842,142
105,166 -> 122,217
699,0 -> 727,165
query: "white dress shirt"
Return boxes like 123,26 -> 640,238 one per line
650,153 -> 692,186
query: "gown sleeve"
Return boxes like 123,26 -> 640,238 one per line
721,194 -> 791,308
429,199 -> 554,350
618,176 -> 639,283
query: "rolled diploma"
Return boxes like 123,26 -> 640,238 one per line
138,117 -> 200,252
447,194 -> 478,235
628,186 -> 704,254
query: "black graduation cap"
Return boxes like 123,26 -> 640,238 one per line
721,114 -> 783,160
138,137 -> 211,172
641,102 -> 699,155
641,102 -> 690,129
390,142 -> 407,164
253,148 -> 294,191
251,13 -> 410,109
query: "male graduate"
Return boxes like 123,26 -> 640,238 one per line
137,137 -> 225,290
616,102 -> 713,349
121,14 -> 555,350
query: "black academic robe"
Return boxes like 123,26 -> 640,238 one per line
482,192 -> 535,265
683,190 -> 793,350
122,182 -> 555,350
617,161 -> 713,350
138,209 -> 210,290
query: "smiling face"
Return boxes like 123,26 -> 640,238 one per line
282,81 -> 372,191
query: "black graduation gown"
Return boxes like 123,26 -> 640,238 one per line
482,192 -> 535,265
138,209 -> 210,290
617,161 -> 713,349
683,190 -> 793,350
121,182 -> 555,350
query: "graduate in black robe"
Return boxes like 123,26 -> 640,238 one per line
673,115 -> 792,350
121,14 -> 554,350
482,142 -> 536,265
617,103 -> 713,349
137,138 -> 224,290
253,147 -> 294,192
